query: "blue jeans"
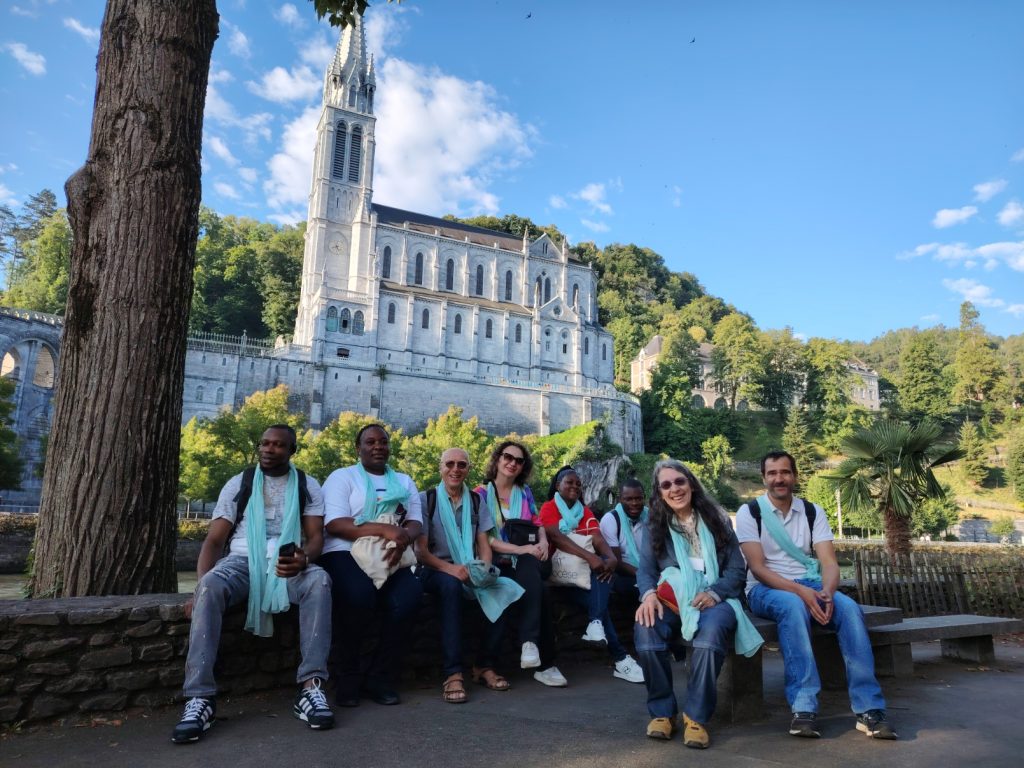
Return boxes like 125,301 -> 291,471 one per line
183,554 -> 332,698
556,570 -> 624,660
634,601 -> 736,724
747,580 -> 886,714
418,566 -> 506,677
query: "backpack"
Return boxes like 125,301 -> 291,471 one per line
424,487 -> 482,554
229,466 -> 312,544
743,497 -> 817,549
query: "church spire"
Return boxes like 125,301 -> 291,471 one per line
323,14 -> 375,114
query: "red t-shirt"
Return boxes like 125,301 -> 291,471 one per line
538,500 -> 600,535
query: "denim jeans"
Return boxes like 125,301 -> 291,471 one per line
747,580 -> 886,714
555,569 -> 622,659
634,601 -> 736,724
183,554 -> 332,698
418,566 -> 506,677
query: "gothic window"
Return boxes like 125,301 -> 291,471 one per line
326,306 -> 339,332
475,264 -> 484,295
544,277 -> 551,304
339,308 -> 351,333
332,122 -> 347,179
216,387 -> 224,405
454,314 -> 462,334
414,252 -> 424,285
196,385 -> 204,402
445,258 -> 455,291
602,343 -> 607,361
422,308 -> 430,328
382,245 -> 392,279
505,270 -> 513,301
348,125 -> 362,183
562,344 -> 567,354
353,310 -> 365,335
572,284 -> 579,310
535,276 -> 542,305
515,323 -> 522,343
584,337 -> 590,354
387,302 -> 396,324
485,319 -> 493,339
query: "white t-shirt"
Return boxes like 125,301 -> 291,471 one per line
212,470 -> 325,558
598,510 -> 644,553
321,464 -> 422,554
735,496 -> 834,594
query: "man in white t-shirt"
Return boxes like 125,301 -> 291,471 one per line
735,451 -> 895,741
173,425 -> 333,744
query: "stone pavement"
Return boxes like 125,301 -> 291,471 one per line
2,639 -> 1023,768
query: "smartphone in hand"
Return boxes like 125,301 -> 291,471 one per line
279,542 -> 296,559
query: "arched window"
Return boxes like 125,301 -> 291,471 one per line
485,319 -> 493,339
535,276 -> 542,305
454,314 -> 462,334
414,252 -> 424,285
445,258 -> 455,291
387,302 -> 396,324
339,308 -> 351,333
475,265 -> 484,295
584,337 -> 590,354
421,308 -> 430,328
692,395 -> 706,408
347,125 -> 362,183
196,385 -> 204,402
515,323 -> 522,343
353,310 -> 365,335
572,284 -> 579,310
382,245 -> 391,279
544,277 -> 551,304
215,387 -> 224,405
505,270 -> 513,301
332,122 -> 347,179
326,306 -> 339,333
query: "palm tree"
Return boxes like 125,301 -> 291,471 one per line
826,420 -> 963,557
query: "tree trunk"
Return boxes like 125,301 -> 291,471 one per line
883,504 -> 912,560
31,1 -> 219,597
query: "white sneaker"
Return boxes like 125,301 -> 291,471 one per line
533,666 -> 568,687
581,619 -> 607,643
613,654 -> 645,683
520,641 -> 541,669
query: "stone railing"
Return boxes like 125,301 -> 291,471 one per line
0,307 -> 64,327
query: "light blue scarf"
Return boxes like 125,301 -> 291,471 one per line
658,514 -> 763,657
554,491 -> 585,534
355,464 -> 409,524
435,483 -> 524,622
613,503 -> 648,567
756,494 -> 821,581
485,481 -> 524,533
243,466 -> 302,638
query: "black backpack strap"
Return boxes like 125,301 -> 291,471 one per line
230,466 -> 257,543
799,498 -> 817,548
746,500 -> 762,538
425,487 -> 437,522
296,468 -> 311,515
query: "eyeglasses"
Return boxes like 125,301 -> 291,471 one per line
658,477 -> 688,491
444,460 -> 469,470
500,452 -> 526,466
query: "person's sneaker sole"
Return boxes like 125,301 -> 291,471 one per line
613,670 -> 644,683
789,727 -> 820,738
856,721 -> 897,740
171,720 -> 213,744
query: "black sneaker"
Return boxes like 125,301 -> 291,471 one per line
171,697 -> 216,743
856,710 -> 898,740
789,711 -> 821,738
294,678 -> 335,730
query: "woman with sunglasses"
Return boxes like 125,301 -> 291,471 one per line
475,441 -> 565,687
634,460 -> 761,749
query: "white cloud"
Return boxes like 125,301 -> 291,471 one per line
671,185 -> 682,208
997,200 -> 1024,228
1006,304 -> 1024,317
11,6 -> 35,18
1012,148 -> 1024,163
899,241 -> 972,262
549,195 -> 566,209
209,68 -> 234,84
973,179 -> 1007,203
0,183 -> 17,206
223,21 -> 251,59
902,240 -> 1024,272
207,136 -> 238,166
942,278 -> 1004,308
238,167 -> 258,184
920,313 -> 941,323
299,32 -> 335,69
4,42 -> 46,75
575,182 -> 613,215
0,163 -> 17,174
204,84 -> 273,145
274,3 -> 302,27
932,206 -> 977,228
268,210 -> 306,226
264,104 -> 320,210
580,218 -> 610,233
63,17 -> 100,45
365,6 -> 408,60
974,241 -> 1024,272
247,65 -> 320,103
214,182 -> 240,200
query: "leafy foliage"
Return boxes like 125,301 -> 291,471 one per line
958,421 -> 988,486
401,406 -> 492,491
1008,428 -> 1024,504
1,208 -> 71,314
296,411 -> 405,483
0,378 -> 23,490
782,408 -> 817,480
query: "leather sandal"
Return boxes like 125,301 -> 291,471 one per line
442,674 -> 467,704
472,667 -> 510,691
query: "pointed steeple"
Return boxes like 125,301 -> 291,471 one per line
323,14 -> 375,114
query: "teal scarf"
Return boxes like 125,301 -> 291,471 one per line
554,491 -> 585,534
243,466 -> 302,638
659,514 -> 763,657
756,494 -> 821,581
485,482 -> 524,532
614,504 -> 648,567
355,464 -> 409,524
435,483 -> 524,622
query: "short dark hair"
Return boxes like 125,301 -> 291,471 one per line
264,423 -> 297,452
620,477 -> 645,494
761,450 -> 797,475
483,440 -> 533,486
355,423 -> 388,447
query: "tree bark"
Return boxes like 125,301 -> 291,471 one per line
31,1 -> 219,596
883,504 -> 912,560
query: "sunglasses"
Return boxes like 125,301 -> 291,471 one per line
444,460 -> 469,470
500,452 -> 526,466
659,477 -> 689,491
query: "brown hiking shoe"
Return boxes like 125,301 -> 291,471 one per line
646,716 -> 676,740
683,714 -> 710,749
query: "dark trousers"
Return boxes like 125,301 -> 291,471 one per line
498,555 -> 558,668
418,566 -> 505,677
318,550 -> 423,696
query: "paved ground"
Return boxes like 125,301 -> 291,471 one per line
3,638 -> 1023,768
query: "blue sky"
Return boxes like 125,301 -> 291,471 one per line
2,0 -> 1022,341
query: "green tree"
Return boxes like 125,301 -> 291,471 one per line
897,331 -> 951,420
958,421 -> 988,486
827,420 -> 963,556
401,406 -> 492,490
988,515 -> 1017,542
700,435 -> 733,487
801,472 -> 840,531
782,407 -> 817,480
0,378 -> 23,490
912,493 -> 960,539
803,338 -> 853,451
952,302 -> 1002,416
296,412 -> 405,482
1007,428 -> 1024,504
752,328 -> 804,417
1,210 -> 72,313
711,313 -> 760,409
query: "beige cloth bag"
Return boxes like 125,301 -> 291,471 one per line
549,532 -> 594,590
350,512 -> 416,589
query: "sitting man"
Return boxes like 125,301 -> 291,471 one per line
736,450 -> 896,740
173,424 -> 333,744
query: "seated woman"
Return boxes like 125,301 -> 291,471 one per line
318,424 -> 423,707
634,459 -> 762,749
537,466 -> 620,677
415,447 -> 523,703
475,440 -> 566,688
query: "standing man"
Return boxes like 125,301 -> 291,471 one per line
172,425 -> 333,743
735,451 -> 895,740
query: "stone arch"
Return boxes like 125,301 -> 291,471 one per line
713,397 -> 728,410
32,346 -> 55,388
691,394 -> 706,408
